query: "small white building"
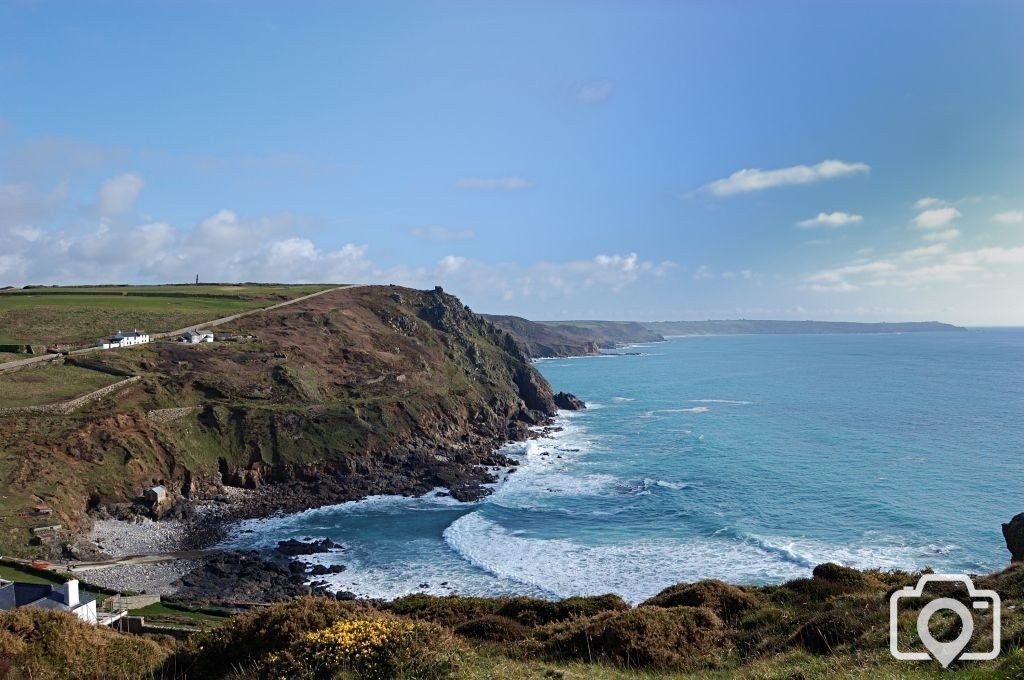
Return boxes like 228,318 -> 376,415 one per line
181,329 -> 214,344
0,578 -> 97,624
144,485 -> 167,506
98,329 -> 150,349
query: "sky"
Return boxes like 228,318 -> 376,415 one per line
1,1 -> 1023,325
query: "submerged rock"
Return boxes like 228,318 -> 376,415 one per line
553,392 -> 586,410
275,538 -> 343,556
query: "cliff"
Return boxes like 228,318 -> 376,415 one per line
482,316 -> 663,358
0,286 -> 559,554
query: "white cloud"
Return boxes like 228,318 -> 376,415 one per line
698,159 -> 870,197
922,228 -> 960,242
915,197 -> 946,209
96,172 -> 144,215
993,210 -> 1024,224
693,265 -> 715,280
721,269 -> 754,280
454,176 -> 534,191
796,211 -> 863,229
576,79 -> 614,103
912,207 -> 960,230
410,226 -> 475,242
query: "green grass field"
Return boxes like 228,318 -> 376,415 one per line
129,601 -> 232,629
0,364 -> 121,408
0,284 -> 335,346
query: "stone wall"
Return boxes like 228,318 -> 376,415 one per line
0,376 -> 141,417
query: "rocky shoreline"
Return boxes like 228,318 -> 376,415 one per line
75,419 -> 575,603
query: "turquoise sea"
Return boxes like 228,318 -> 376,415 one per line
226,329 -> 1024,603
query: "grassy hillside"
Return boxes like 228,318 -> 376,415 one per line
0,285 -> 555,555
0,283 -> 334,346
0,364 -> 120,408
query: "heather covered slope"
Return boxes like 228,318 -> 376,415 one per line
0,286 -> 557,555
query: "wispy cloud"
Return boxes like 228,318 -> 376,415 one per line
993,210 -> 1024,224
693,265 -> 715,280
697,159 -> 870,197
576,79 -> 615,103
922,228 -> 960,242
409,226 -> 475,242
454,176 -> 534,191
803,243 -> 1024,291
911,207 -> 960,230
796,211 -> 863,229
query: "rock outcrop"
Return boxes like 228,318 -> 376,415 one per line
553,392 -> 587,410
1003,513 -> 1024,562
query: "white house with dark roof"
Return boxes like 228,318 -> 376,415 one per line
0,578 -> 97,624
181,329 -> 214,344
98,329 -> 150,349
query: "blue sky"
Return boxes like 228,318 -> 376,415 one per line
1,1 -> 1023,324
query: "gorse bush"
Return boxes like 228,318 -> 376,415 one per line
266,615 -> 464,680
170,596 -> 369,678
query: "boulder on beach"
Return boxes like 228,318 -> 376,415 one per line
553,392 -> 586,410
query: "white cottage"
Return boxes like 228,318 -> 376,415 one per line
98,329 -> 150,349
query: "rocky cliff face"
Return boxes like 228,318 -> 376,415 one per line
0,286 -> 562,550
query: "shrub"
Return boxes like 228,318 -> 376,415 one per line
384,594 -> 499,627
171,596 -> 368,678
641,580 -> 758,622
537,605 -> 731,670
454,614 -> 530,642
385,593 -> 629,629
497,594 -> 630,627
266,615 -> 464,680
790,609 -> 869,654
811,563 -> 871,590
0,608 -> 171,680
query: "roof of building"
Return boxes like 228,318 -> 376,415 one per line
112,329 -> 148,339
0,580 -> 94,613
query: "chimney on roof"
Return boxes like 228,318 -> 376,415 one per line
62,579 -> 79,608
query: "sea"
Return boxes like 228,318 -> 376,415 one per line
224,328 -> 1024,604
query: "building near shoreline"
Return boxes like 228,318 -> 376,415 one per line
98,329 -> 150,349
0,578 -> 98,624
